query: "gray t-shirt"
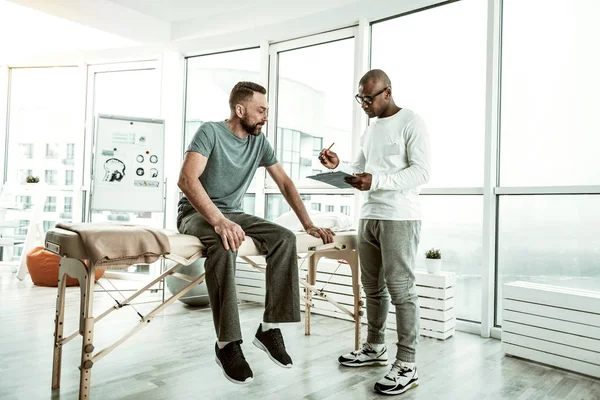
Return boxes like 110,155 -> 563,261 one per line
178,121 -> 277,215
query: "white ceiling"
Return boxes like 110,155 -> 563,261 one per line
107,0 -> 358,23
0,0 -> 137,59
1,0 -> 443,61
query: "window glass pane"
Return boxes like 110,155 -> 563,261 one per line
500,1 -> 600,186
417,196 -> 483,322
496,195 -> 600,325
242,194 -> 255,215
93,68 -> 159,118
371,0 -> 487,187
4,68 -> 81,262
90,67 -> 162,246
265,194 -> 354,223
185,48 -> 261,190
275,39 -> 355,184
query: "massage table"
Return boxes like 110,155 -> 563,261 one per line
44,226 -> 361,399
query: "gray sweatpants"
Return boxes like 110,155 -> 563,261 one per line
178,211 -> 301,342
359,219 -> 421,363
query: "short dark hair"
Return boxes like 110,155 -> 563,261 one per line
229,81 -> 266,110
359,69 -> 391,88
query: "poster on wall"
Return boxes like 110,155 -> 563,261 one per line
91,114 -> 165,213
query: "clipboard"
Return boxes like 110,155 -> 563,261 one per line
307,171 -> 354,188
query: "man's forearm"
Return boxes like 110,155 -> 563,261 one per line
280,180 -> 313,229
371,164 -> 429,191
178,177 -> 224,226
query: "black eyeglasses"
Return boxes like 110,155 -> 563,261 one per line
355,87 -> 389,105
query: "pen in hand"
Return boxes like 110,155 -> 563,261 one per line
319,142 -> 334,161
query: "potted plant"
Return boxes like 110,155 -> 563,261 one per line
25,175 -> 40,183
425,248 -> 442,274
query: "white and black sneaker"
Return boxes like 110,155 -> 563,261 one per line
338,343 -> 388,367
374,360 -> 419,395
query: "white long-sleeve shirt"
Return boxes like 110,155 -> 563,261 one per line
338,108 -> 431,221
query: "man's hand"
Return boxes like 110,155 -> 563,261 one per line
214,218 -> 246,251
306,226 -> 335,244
344,173 -> 372,191
318,149 -> 339,170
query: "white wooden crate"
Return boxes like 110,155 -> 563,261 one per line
502,281 -> 600,378
415,269 -> 456,340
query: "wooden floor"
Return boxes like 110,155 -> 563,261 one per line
1,271 -> 599,400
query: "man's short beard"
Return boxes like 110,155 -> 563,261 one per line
241,117 -> 262,136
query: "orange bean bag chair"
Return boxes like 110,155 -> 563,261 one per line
26,246 -> 105,287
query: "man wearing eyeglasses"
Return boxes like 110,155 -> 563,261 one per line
319,69 -> 431,396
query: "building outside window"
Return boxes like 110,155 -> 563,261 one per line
43,221 -> 56,232
64,197 -> 73,213
45,143 -> 59,158
17,169 -> 32,183
19,143 -> 33,159
44,196 -> 57,212
45,170 -> 57,185
65,170 -> 74,186
16,196 -> 32,209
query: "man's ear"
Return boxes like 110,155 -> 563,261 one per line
235,104 -> 245,118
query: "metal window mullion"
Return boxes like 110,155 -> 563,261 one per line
0,65 -> 8,184
495,186 -> 600,195
481,0 -> 503,338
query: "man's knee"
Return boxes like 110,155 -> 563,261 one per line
362,282 -> 388,298
389,281 -> 417,305
268,225 -> 296,248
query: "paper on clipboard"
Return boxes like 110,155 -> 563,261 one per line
307,171 -> 354,188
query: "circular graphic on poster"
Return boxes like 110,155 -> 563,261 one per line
150,168 -> 159,178
136,168 -> 145,176
136,155 -> 144,163
149,155 -> 158,164
103,158 -> 126,182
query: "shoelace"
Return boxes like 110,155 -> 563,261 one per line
267,329 -> 285,349
351,343 -> 375,356
385,361 -> 411,380
223,342 -> 246,367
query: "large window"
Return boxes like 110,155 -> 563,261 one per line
272,38 -> 355,184
417,196 -> 483,322
496,195 -> 600,324
495,0 -> 600,326
371,0 -> 487,188
371,0 -> 487,324
4,67 -> 81,260
500,0 -> 600,186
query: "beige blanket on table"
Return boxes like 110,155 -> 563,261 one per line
56,222 -> 171,269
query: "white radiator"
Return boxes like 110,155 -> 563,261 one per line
502,281 -> 600,378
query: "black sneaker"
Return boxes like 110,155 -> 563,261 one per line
214,340 -> 253,384
253,324 -> 293,368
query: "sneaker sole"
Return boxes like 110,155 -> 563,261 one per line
215,356 -> 253,385
339,359 -> 389,367
375,379 -> 419,395
253,337 -> 292,369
